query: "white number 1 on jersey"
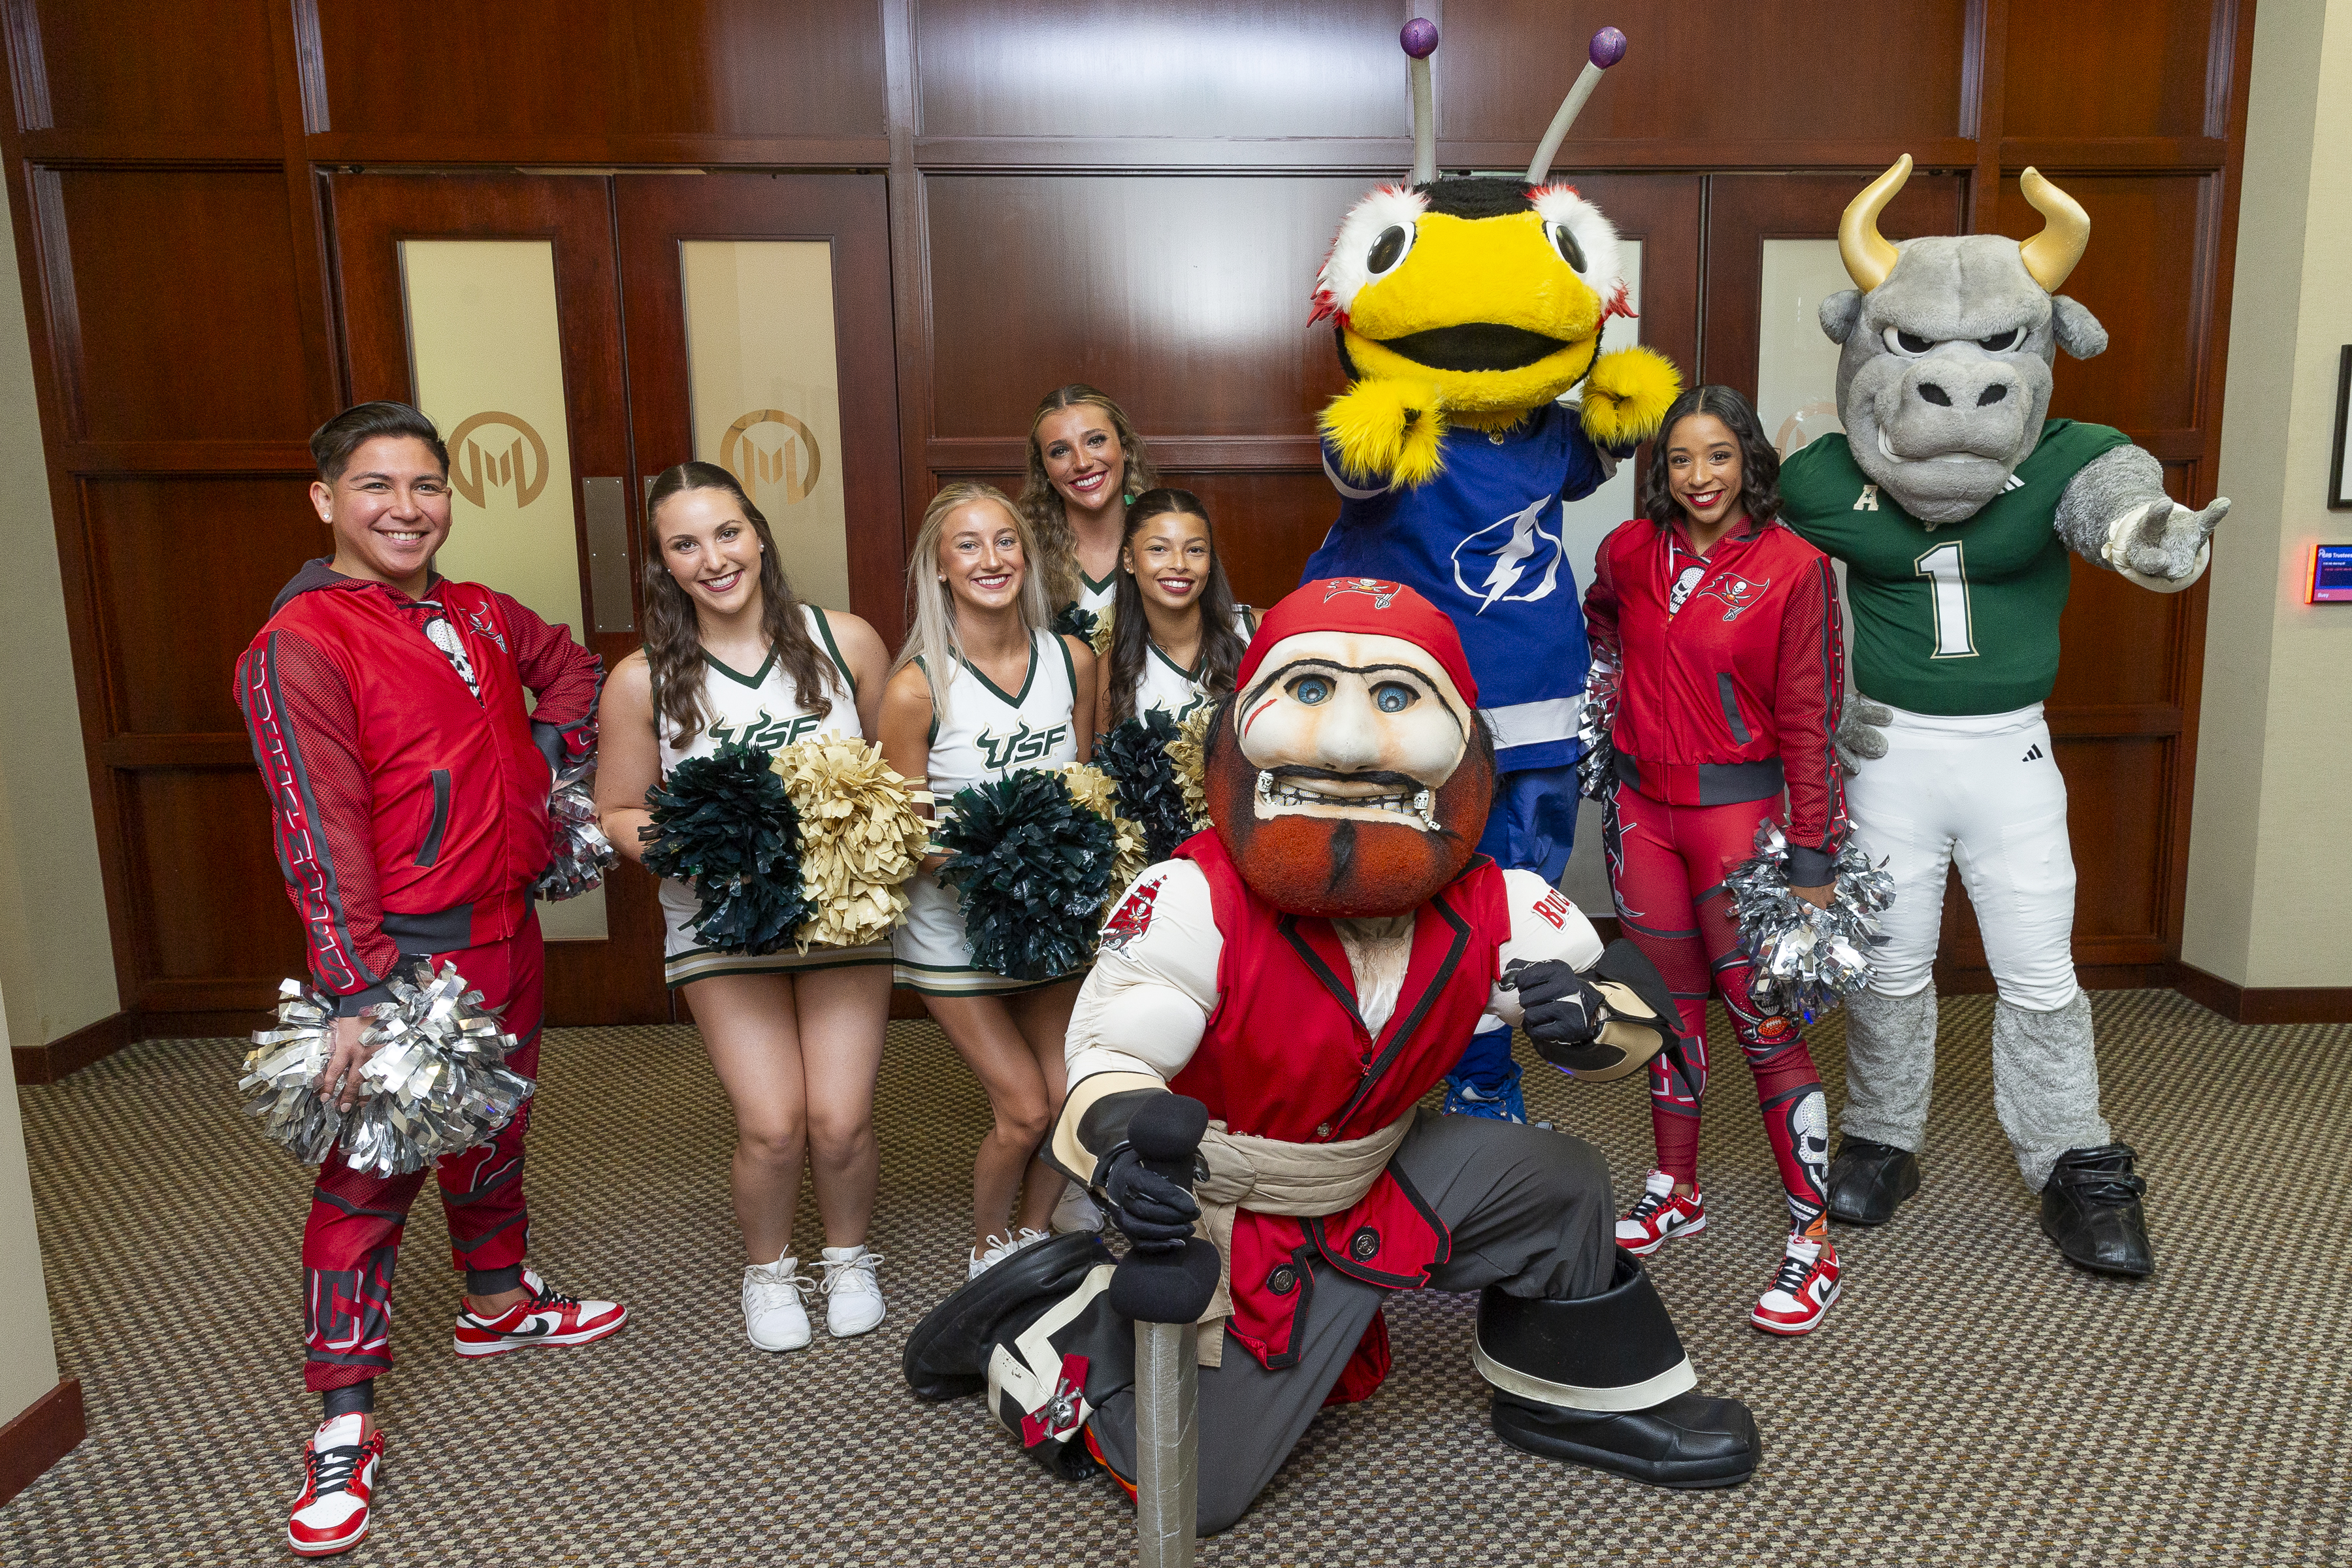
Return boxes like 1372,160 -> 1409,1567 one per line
1913,540 -> 1978,658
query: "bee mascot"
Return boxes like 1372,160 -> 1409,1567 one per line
1779,156 -> 2229,1277
1301,21 -> 1680,1120
904,580 -> 1759,1536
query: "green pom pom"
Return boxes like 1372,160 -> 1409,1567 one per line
640,742 -> 813,955
936,770 -> 1116,981
1051,604 -> 1100,643
1096,711 -> 1197,865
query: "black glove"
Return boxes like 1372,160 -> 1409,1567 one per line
1505,958 -> 1610,1047
1099,1145 -> 1200,1253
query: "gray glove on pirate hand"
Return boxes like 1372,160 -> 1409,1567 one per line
1099,1145 -> 1200,1254
1503,958 -> 1625,1076
1834,698 -> 1892,776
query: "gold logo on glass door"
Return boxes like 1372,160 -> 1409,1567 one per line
447,411 -> 552,508
721,410 -> 823,506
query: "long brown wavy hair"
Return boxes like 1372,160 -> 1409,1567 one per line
1015,384 -> 1159,611
642,461 -> 836,747
1103,488 -> 1249,730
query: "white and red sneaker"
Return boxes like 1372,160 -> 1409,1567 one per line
1615,1169 -> 1707,1256
452,1267 -> 629,1358
286,1414 -> 383,1558
1751,1228 -> 1841,1335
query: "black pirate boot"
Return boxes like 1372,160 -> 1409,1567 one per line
902,1230 -> 1128,1481
2040,1143 -> 2153,1277
1477,1250 -> 1760,1488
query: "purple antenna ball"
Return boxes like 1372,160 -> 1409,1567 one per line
1590,27 -> 1627,68
1401,18 -> 1439,59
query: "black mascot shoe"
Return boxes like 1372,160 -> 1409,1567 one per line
902,1232 -> 1112,1401
2039,1143 -> 2153,1277
1826,1136 -> 1920,1226
1491,1390 -> 1761,1488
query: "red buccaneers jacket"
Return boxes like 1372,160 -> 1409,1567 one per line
235,561 -> 600,1012
1584,515 -> 1848,885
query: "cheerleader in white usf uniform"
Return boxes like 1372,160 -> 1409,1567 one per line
1092,486 -> 1256,731
597,461 -> 895,1353
879,482 -> 1099,1279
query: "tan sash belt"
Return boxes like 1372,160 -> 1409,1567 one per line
1185,1112 -> 1416,1367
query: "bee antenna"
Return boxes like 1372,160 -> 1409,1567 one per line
1401,18 -> 1439,186
1526,28 -> 1627,185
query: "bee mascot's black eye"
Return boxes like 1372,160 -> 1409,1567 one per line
1367,225 -> 1411,275
1546,220 -> 1586,272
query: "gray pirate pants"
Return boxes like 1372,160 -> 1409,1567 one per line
1087,1109 -> 1616,1535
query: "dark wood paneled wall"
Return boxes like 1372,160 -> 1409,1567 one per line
0,0 -> 2255,1030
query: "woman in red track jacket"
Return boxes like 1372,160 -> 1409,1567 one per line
1583,385 -> 1850,1337
236,403 -> 625,1560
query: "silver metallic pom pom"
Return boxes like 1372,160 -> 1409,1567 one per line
531,779 -> 615,902
338,962 -> 536,1178
238,979 -> 348,1166
1576,655 -> 1620,801
1725,823 -> 1897,1022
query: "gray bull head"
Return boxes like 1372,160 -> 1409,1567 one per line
1818,157 -> 2106,525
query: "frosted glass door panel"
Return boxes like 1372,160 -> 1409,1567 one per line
400,238 -> 604,940
679,240 -> 851,615
1554,238 -> 1641,919
1756,238 -> 1852,458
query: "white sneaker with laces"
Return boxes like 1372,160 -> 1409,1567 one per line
1013,1226 -> 1053,1254
818,1245 -> 887,1337
968,1231 -> 1019,1282
742,1254 -> 814,1351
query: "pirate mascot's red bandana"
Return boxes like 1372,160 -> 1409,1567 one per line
904,579 -> 1757,1535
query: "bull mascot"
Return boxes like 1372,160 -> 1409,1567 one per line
1301,20 -> 1682,1120
903,580 -> 1758,1535
1778,155 -> 2227,1276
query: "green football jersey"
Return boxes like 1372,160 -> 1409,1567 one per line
1778,419 -> 2130,715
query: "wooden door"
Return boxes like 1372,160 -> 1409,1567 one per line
613,172 -> 906,641
326,171 -> 672,1024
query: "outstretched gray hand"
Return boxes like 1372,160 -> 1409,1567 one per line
2117,496 -> 2229,582
1834,699 -> 1892,776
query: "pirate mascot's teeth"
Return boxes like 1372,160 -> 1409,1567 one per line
1298,20 -> 1682,1119
902,580 -> 1759,1533
1776,157 -> 2219,1277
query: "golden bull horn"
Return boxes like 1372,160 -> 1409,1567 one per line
2017,167 -> 2091,292
1837,154 -> 1912,292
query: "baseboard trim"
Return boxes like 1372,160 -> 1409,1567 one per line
2170,962 -> 2352,1025
0,1378 -> 84,1507
10,1011 -> 132,1086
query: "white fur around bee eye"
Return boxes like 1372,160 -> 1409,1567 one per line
1314,185 -> 1430,319
1528,184 -> 1622,294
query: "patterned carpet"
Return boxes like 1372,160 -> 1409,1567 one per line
3,990 -> 2348,1565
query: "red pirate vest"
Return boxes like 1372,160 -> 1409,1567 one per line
1171,830 -> 1513,1372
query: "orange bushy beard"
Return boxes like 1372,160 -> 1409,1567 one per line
1203,698 -> 1496,919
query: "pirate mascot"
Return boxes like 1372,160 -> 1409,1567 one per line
904,580 -> 1758,1535
1778,158 -> 2229,1275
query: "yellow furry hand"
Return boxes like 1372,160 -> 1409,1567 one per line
1579,346 -> 1682,450
1320,378 -> 1450,489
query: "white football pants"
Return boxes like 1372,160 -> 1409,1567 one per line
1852,702 -> 2080,1010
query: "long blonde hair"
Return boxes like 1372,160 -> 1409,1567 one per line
1015,384 -> 1159,610
891,482 -> 1052,727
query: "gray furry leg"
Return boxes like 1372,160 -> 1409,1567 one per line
1837,985 -> 1938,1153
1991,992 -> 2112,1190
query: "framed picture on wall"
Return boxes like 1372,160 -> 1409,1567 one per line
2332,345 -> 2352,509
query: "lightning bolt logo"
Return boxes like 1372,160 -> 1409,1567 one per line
1450,497 -> 1563,613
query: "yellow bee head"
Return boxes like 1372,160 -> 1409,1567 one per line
1311,176 -> 1631,416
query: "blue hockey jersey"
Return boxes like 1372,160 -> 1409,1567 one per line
1301,400 -> 1607,772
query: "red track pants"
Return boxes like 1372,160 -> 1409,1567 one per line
301,916 -> 542,1392
1605,783 -> 1829,1232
